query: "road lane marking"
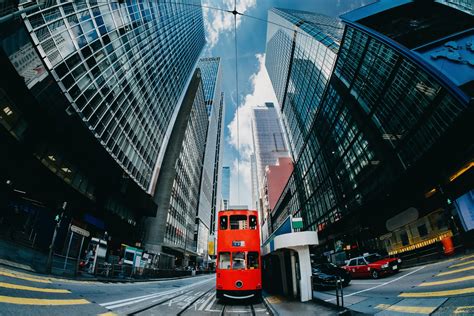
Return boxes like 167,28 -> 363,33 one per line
204,297 -> 217,311
450,260 -> 474,268
97,313 -> 118,316
324,266 -> 425,301
419,275 -> 474,286
376,303 -> 436,314
454,306 -> 474,314
198,291 -> 215,310
437,265 -> 474,276
459,254 -> 474,261
0,271 -> 51,284
0,295 -> 89,305
399,287 -> 474,297
350,282 -> 384,285
0,282 -> 70,293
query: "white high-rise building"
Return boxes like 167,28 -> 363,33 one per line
251,103 -> 289,189
251,102 -> 289,217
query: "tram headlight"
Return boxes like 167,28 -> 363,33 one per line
235,280 -> 243,288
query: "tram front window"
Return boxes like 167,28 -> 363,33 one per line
219,252 -> 231,269
232,252 -> 246,269
247,252 -> 259,269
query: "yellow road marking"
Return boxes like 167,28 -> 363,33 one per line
0,282 -> 70,293
454,306 -> 474,314
437,265 -> 474,276
0,295 -> 89,305
376,303 -> 436,314
98,313 -> 118,316
399,287 -> 474,297
459,254 -> 474,261
420,276 -> 474,286
0,271 -> 51,284
450,260 -> 474,268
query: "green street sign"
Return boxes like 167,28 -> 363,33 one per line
292,217 -> 303,229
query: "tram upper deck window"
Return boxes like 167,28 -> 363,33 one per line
230,215 -> 247,229
220,216 -> 228,230
249,215 -> 257,229
219,252 -> 230,269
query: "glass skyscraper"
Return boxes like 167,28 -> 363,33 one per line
265,8 -> 343,160
250,102 -> 289,217
19,0 -> 205,192
195,57 -> 223,263
221,166 -> 230,211
265,2 -> 473,259
143,69 -> 208,266
0,1 -> 205,254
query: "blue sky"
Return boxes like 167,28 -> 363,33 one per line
201,0 -> 372,207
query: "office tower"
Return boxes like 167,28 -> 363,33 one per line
261,157 -> 293,241
265,8 -> 343,160
221,166 -> 230,211
0,1 -> 204,251
265,2 -> 473,259
250,102 -> 290,217
143,69 -> 208,266
436,0 -> 474,14
195,57 -> 223,265
250,154 -> 259,211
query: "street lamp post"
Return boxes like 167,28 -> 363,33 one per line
46,201 -> 67,273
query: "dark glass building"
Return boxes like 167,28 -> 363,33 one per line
0,1 -> 205,257
266,1 -> 473,262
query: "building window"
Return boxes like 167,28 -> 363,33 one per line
417,224 -> 428,237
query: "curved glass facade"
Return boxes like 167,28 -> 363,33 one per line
20,0 -> 205,191
266,6 -> 471,243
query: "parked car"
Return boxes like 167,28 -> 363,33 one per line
312,263 -> 352,289
343,253 -> 402,279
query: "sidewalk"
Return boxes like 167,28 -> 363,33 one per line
0,257 -> 212,284
263,291 -> 351,316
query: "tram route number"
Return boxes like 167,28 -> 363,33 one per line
232,240 -> 245,247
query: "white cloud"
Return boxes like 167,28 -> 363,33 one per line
203,0 -> 256,49
227,53 -> 278,205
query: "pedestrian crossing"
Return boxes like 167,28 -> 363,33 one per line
386,253 -> 474,315
398,253 -> 474,298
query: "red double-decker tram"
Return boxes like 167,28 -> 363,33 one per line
216,209 -> 262,300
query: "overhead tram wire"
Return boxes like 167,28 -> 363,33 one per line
233,0 -> 241,205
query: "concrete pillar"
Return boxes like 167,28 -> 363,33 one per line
293,246 -> 312,302
277,251 -> 289,296
290,251 -> 298,298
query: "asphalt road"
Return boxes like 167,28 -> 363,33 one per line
0,267 -> 269,315
314,253 -> 474,315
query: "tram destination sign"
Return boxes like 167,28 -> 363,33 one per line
232,240 -> 245,247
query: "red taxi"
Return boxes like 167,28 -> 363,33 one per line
343,253 -> 401,279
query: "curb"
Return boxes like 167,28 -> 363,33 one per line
0,261 -> 213,284
262,294 -> 278,316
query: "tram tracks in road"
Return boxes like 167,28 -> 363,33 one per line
127,288 -> 195,315
177,287 -> 215,315
219,300 -> 267,315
